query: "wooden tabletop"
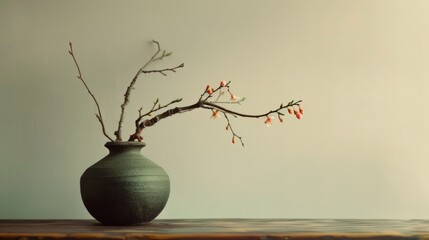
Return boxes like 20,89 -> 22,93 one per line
1,219 -> 429,239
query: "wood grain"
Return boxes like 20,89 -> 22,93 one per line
1,219 -> 429,240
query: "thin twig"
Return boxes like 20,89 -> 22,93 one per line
211,98 -> 246,105
142,63 -> 184,76
222,112 -> 244,147
68,42 -> 114,142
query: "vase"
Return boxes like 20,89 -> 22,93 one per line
80,142 -> 170,225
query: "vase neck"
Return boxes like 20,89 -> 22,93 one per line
104,142 -> 146,153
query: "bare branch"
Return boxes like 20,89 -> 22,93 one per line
68,42 -> 114,142
128,101 -> 202,141
135,98 -> 183,128
115,41 -> 181,141
142,63 -> 184,76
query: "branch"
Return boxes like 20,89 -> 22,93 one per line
142,63 -> 184,76
68,42 -> 114,142
115,40 -> 181,141
222,112 -> 244,147
199,81 -> 228,102
128,102 -> 201,141
135,98 -> 183,128
203,100 -> 302,119
128,98 -> 302,143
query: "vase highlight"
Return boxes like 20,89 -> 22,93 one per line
80,142 -> 170,225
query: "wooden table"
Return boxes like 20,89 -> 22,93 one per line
1,219 -> 429,239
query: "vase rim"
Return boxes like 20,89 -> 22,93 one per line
104,141 -> 146,147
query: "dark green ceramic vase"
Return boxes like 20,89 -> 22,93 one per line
80,142 -> 170,226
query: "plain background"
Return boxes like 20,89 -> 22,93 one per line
2,0 -> 429,219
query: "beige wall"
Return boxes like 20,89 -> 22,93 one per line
2,0 -> 429,219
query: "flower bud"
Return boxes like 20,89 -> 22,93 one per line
206,85 -> 214,94
288,108 -> 293,114
299,106 -> 304,115
207,87 -> 214,95
220,80 -> 227,87
210,110 -> 219,119
264,116 -> 273,126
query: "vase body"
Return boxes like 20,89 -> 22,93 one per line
80,142 -> 170,225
